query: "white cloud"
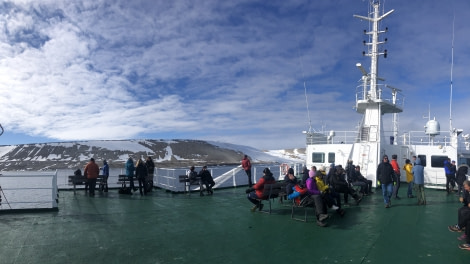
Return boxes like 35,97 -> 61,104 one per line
0,0 -> 469,150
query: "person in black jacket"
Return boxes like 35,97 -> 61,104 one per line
135,158 -> 148,196
354,165 -> 373,195
199,166 -> 215,195
284,168 -> 298,196
376,155 -> 397,208
456,165 -> 469,197
346,160 -> 366,195
330,165 -> 362,205
145,157 -> 155,193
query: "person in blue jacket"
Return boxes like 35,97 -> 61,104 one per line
444,158 -> 456,194
125,157 -> 136,191
412,157 -> 425,205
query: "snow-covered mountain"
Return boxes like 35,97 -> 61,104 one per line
0,139 -> 305,171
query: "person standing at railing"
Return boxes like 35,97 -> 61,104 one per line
135,158 -> 147,196
145,157 -> 155,193
125,157 -> 136,192
102,160 -> 109,192
84,158 -> 99,196
241,155 -> 252,187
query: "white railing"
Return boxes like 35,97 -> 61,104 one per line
306,130 -> 358,145
355,83 -> 405,109
154,164 -> 304,192
0,171 -> 58,210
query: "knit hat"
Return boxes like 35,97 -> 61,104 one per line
287,168 -> 294,175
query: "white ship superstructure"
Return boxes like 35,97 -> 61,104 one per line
304,0 -> 470,188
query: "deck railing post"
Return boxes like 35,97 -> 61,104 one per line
233,169 -> 236,187
52,170 -> 58,208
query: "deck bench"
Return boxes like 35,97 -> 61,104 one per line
68,175 -> 106,193
255,182 -> 287,214
117,175 -> 153,192
179,175 -> 203,195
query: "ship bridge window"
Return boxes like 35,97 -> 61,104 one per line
417,155 -> 427,167
458,157 -> 470,166
431,155 -> 448,168
328,152 -> 335,163
312,152 -> 325,163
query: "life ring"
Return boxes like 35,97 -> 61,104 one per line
280,163 -> 289,175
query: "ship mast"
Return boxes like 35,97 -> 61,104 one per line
354,2 -> 394,100
352,1 -> 401,177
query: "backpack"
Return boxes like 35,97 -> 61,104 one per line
119,186 -> 132,195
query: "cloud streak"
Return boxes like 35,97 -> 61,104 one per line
0,0 -> 470,149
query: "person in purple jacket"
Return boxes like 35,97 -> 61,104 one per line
306,169 -> 329,227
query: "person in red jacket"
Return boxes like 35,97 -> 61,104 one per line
241,154 -> 252,186
84,158 -> 100,196
390,154 -> 401,199
246,168 -> 276,211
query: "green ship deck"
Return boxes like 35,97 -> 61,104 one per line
1,184 -> 468,264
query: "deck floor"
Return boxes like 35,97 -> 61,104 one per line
0,184 -> 468,264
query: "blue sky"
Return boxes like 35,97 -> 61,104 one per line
0,0 -> 469,150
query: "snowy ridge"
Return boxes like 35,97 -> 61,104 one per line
0,139 -> 305,171
208,141 -> 304,163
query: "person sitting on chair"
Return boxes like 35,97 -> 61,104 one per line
331,165 -> 362,205
306,168 -> 329,227
316,167 -> 344,216
246,168 -> 276,212
354,165 -> 373,195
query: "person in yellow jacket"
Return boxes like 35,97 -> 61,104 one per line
403,159 -> 414,198
315,167 -> 344,216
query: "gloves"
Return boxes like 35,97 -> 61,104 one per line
377,180 -> 381,186
245,188 -> 253,194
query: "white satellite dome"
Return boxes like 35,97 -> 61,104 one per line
424,118 -> 440,136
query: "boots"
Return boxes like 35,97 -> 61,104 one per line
353,193 -> 362,205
